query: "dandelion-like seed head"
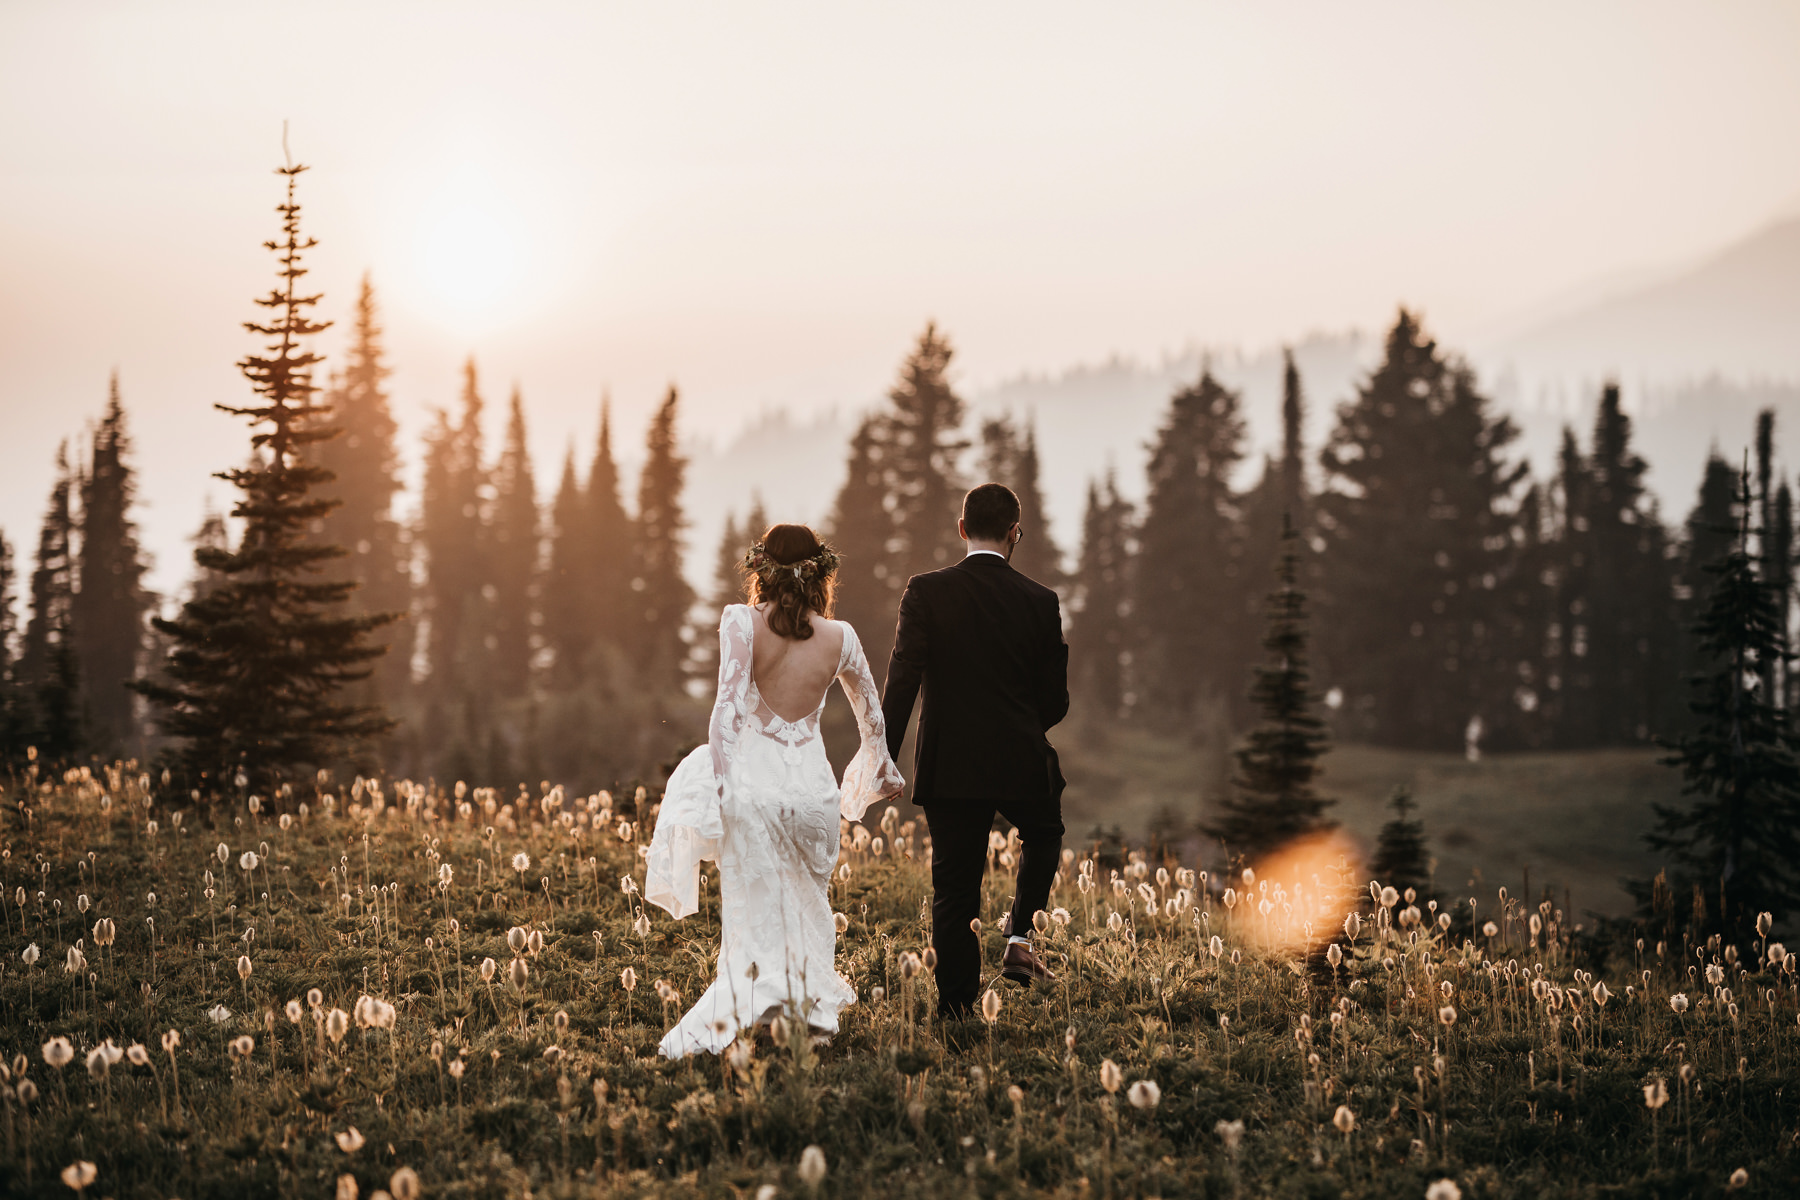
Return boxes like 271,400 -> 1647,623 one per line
390,1167 -> 420,1200
833,912 -> 849,934
1333,1105 -> 1355,1133
479,958 -> 497,983
512,852 -> 530,874
621,967 -> 637,992
1326,943 -> 1343,968
1425,1180 -> 1463,1200
981,989 -> 1002,1023
238,955 -> 253,981
61,1162 -> 98,1190
1099,1058 -> 1122,1093
207,1003 -> 232,1025
922,948 -> 938,970
336,1126 -> 365,1153
798,1144 -> 827,1187
326,1008 -> 350,1044
161,1029 -> 181,1052
1670,993 -> 1689,1013
1438,1005 -> 1457,1026
229,1035 -> 255,1058
22,942 -> 38,966
239,851 -> 259,872
1127,1079 -> 1161,1109
508,957 -> 529,991
507,927 -> 527,953
42,1037 -> 73,1069
127,1043 -> 149,1066
1644,1078 -> 1668,1109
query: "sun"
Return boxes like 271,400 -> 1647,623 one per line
410,187 -> 531,329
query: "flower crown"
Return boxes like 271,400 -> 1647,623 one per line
742,540 -> 841,586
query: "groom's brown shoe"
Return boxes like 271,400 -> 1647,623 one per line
1001,941 -> 1056,987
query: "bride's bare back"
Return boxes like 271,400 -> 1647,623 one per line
749,603 -> 846,723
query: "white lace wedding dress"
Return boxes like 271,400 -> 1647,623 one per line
645,604 -> 904,1058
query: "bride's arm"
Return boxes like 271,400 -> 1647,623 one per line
708,606 -> 755,788
836,624 -> 906,820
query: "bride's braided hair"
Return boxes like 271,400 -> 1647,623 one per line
742,524 -> 840,640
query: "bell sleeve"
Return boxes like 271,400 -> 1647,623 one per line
644,606 -> 754,918
835,622 -> 906,822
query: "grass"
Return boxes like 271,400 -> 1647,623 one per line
1060,726 -> 1683,918
0,759 -> 1794,1199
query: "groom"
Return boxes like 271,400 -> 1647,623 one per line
883,483 -> 1069,1018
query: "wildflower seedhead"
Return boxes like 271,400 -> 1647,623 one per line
336,1126 -> 366,1153
1333,1105 -> 1356,1133
1425,1181 -> 1463,1200
390,1167 -> 421,1200
1670,993 -> 1689,1014
1100,1058 -> 1122,1093
480,958 -> 497,983
325,1008 -> 350,1044
61,1161 -> 98,1190
238,955 -> 253,981
126,1043 -> 149,1066
982,989 -> 1002,1023
1127,1079 -> 1161,1109
798,1145 -> 827,1187
1643,1078 -> 1668,1109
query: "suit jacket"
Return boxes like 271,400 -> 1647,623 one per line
882,552 -> 1070,805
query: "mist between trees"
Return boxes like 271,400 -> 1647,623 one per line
2,160 -> 1798,936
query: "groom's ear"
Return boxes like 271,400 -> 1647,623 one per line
957,518 -> 969,542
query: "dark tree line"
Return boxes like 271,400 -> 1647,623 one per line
1064,308 -> 1796,762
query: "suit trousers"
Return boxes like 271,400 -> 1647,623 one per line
921,799 -> 1065,1017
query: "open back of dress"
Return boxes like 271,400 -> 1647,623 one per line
645,604 -> 903,1057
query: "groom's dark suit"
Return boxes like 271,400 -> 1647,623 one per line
883,551 -> 1069,1016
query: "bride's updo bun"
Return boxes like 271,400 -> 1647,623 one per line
743,524 -> 840,640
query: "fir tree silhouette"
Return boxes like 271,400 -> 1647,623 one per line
1369,786 -> 1433,903
1640,469 -> 1800,940
134,155 -> 396,794
1206,516 -> 1333,866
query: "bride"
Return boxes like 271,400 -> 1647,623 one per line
645,523 -> 904,1058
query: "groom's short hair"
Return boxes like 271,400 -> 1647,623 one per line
963,483 -> 1021,541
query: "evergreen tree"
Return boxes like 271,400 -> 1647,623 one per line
827,413 -> 901,670
313,275 -> 411,701
1206,518 -> 1334,866
542,446 -> 590,686
1550,385 -> 1679,746
1315,309 -> 1528,750
133,159 -> 395,793
1134,369 -> 1250,728
0,531 -> 23,761
489,387 -> 539,697
628,387 -> 693,689
1642,473 -> 1800,938
1239,350 -> 1312,647
1067,472 -> 1135,721
1775,481 -> 1795,718
1369,786 -> 1434,902
73,375 -> 151,756
1488,481 -> 1558,749
585,399 -> 636,655
420,359 -> 490,695
883,324 -> 970,588
979,414 -> 1063,587
1673,453 -> 1740,731
19,445 -> 82,763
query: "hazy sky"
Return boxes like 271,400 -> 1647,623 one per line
4,1 -> 1798,603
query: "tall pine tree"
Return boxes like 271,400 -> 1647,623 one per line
586,399 -> 636,656
1134,369 -> 1251,729
1205,517 -> 1334,866
314,275 -> 411,701
489,387 -> 539,697
19,445 -> 82,763
543,445 -> 590,686
420,359 -> 490,696
827,412 -> 901,671
0,531 -> 23,761
1673,453 -> 1740,732
1068,472 -> 1135,723
1369,787 -> 1434,903
628,387 -> 693,691
1548,385 -> 1678,746
1315,310 -> 1528,750
73,376 -> 151,757
1642,472 -> 1800,939
134,158 -> 395,792
884,324 -> 969,589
